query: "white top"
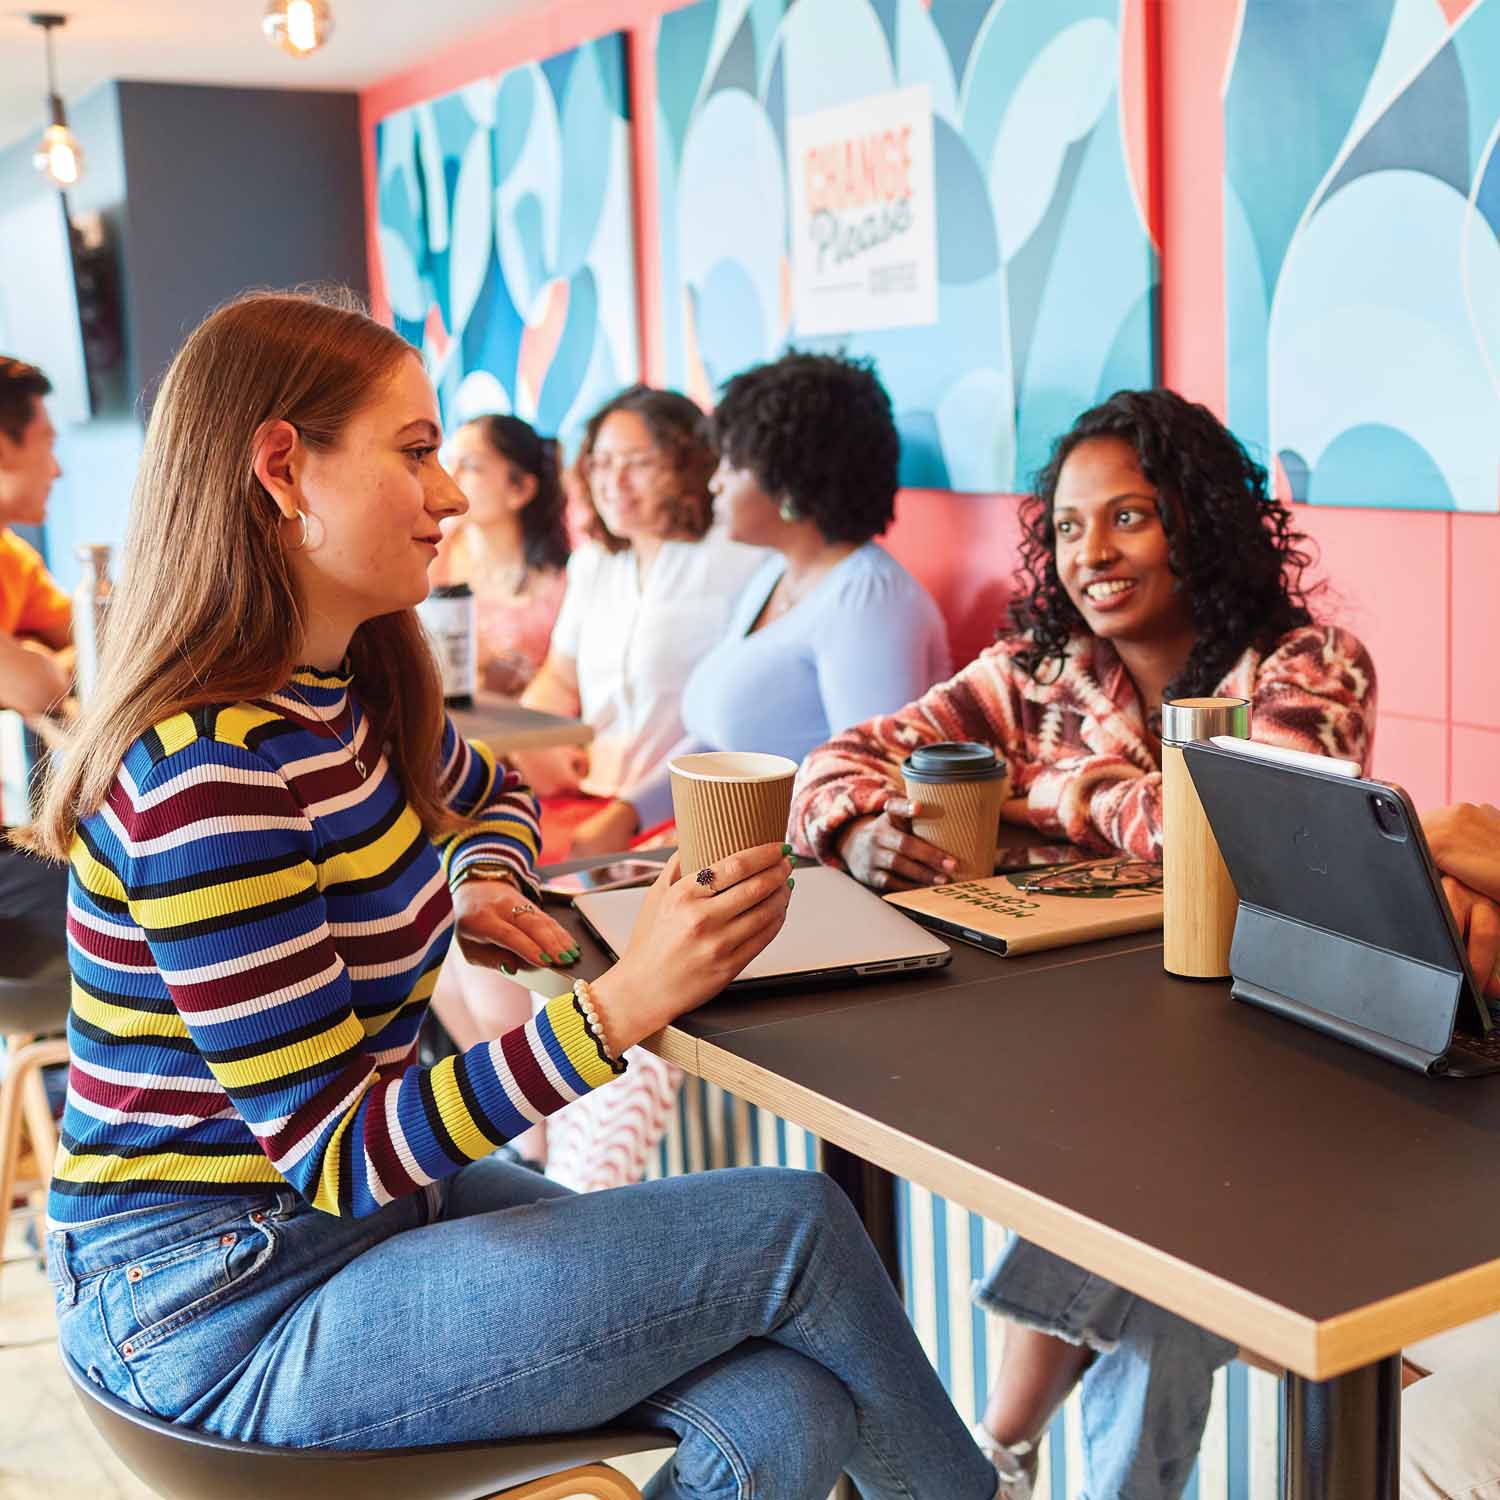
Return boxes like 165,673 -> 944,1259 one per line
551,530 -> 768,825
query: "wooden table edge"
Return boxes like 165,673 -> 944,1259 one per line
651,1027 -> 1500,1381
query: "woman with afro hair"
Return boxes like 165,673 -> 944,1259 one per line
791,387 -> 1377,1499
682,349 -> 950,765
545,352 -> 950,1195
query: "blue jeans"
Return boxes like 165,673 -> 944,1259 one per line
49,1161 -> 996,1500
975,1237 -> 1237,1500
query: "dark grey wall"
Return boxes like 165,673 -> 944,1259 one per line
0,79 -> 368,586
115,81 -> 368,405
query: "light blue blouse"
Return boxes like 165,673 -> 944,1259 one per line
681,542 -> 951,767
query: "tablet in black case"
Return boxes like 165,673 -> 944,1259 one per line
1183,741 -> 1494,1076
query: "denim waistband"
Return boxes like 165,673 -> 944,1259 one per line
47,1190 -> 298,1292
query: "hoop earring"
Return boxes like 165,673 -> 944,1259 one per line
286,510 -> 324,552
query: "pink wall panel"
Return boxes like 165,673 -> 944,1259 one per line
1158,0 -> 1238,411
1451,515 -> 1500,732
1451,726 -> 1500,804
1290,505 -> 1449,722
1371,716 -> 1449,810
883,491 -> 1026,670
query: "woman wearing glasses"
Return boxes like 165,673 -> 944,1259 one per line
514,386 -> 765,862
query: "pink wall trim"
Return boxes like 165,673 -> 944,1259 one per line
1158,0 -> 1238,412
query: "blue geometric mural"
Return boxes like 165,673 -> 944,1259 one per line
373,35 -> 639,450
655,0 -> 1160,494
1226,0 -> 1500,511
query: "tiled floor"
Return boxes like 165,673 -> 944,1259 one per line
1,1204 -> 157,1499
0,1205 -> 670,1498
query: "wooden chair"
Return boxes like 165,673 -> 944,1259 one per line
0,954 -> 70,1290
64,1349 -> 669,1499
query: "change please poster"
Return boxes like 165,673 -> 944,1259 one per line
787,84 -> 939,336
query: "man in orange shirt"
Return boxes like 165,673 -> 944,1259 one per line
1,357 -> 69,714
1,355 -> 71,973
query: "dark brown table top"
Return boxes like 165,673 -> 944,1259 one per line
689,943 -> 1500,1378
515,843 -> 1500,1374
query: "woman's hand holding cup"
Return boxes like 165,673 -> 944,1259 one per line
837,795 -> 958,892
587,844 -> 793,1053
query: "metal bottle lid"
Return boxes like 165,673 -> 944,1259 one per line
1159,696 -> 1250,747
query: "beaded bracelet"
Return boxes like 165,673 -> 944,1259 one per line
572,977 -> 627,1075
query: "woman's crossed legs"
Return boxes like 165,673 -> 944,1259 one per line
167,1161 -> 995,1500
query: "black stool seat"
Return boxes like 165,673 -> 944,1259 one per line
63,1351 -> 670,1500
0,952 -> 71,1036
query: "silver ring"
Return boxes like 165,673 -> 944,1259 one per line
695,867 -> 716,891
510,903 -> 537,919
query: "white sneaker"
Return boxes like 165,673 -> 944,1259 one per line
973,1421 -> 1035,1500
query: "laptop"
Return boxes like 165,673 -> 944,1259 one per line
1184,739 -> 1498,1077
575,864 -> 951,992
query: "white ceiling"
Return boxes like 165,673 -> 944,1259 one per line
0,0 -> 543,152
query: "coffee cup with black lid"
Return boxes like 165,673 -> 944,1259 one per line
900,741 -> 1011,880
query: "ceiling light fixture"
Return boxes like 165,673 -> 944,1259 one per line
263,0 -> 333,57
30,13 -> 84,189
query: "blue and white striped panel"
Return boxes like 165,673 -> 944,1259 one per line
647,1076 -> 820,1179
896,1179 -> 1285,1500
647,1083 -> 1282,1499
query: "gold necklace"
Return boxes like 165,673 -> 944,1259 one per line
289,684 -> 368,776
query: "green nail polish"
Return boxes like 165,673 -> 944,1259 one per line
781,842 -> 794,857
787,876 -> 796,890
538,952 -> 553,965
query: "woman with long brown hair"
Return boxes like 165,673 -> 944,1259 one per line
24,289 -> 1003,1500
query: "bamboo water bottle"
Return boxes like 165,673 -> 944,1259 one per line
1160,696 -> 1249,979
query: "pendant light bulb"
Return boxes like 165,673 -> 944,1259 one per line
36,121 -> 83,186
263,0 -> 333,57
29,13 -> 83,189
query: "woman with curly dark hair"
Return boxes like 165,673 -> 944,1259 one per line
436,414 -> 570,697
791,388 -> 1378,1500
681,350 -> 949,764
794,387 -> 1375,881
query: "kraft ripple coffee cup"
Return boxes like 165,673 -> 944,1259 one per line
669,752 -> 798,873
900,742 -> 1010,880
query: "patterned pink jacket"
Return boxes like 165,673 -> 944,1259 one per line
791,624 -> 1377,865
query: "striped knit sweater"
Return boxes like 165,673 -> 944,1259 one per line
49,666 -> 618,1226
793,624 -> 1377,864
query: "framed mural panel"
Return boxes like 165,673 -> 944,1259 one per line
373,34 -> 639,449
1226,0 -> 1500,512
655,0 -> 1159,493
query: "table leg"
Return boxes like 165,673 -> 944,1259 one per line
1282,1354 -> 1400,1499
819,1142 -> 901,1289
